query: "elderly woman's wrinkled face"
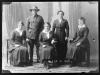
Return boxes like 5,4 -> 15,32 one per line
58,12 -> 64,19
44,23 -> 50,31
18,22 -> 23,30
78,19 -> 83,25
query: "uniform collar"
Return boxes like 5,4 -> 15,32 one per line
42,30 -> 50,33
15,28 -> 23,36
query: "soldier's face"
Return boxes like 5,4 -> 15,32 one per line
32,10 -> 37,15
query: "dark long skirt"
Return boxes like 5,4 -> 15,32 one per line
67,42 -> 90,65
10,46 -> 29,66
56,41 -> 67,61
39,45 -> 56,63
67,43 -> 77,59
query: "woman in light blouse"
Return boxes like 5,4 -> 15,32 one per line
10,21 -> 29,66
39,22 -> 57,69
69,17 -> 90,67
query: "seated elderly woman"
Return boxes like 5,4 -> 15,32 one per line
9,21 -> 29,66
39,22 -> 57,69
68,17 -> 90,67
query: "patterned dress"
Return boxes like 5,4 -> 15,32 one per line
39,31 -> 57,62
67,26 -> 90,64
10,29 -> 29,66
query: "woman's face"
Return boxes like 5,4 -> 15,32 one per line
58,12 -> 64,19
44,24 -> 50,31
78,19 -> 83,25
18,22 -> 23,30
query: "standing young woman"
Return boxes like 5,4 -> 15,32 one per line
69,17 -> 90,67
52,10 -> 69,64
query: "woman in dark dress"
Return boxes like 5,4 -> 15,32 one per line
52,10 -> 69,64
69,17 -> 90,67
39,22 -> 57,69
10,21 -> 29,66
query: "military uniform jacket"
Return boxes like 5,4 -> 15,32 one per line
26,15 -> 44,40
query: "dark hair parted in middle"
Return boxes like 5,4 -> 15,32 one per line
57,10 -> 64,15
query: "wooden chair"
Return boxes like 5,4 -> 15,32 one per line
6,38 -> 28,65
6,39 -> 12,64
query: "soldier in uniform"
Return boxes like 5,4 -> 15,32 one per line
26,6 -> 44,64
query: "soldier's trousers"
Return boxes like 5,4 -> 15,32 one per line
27,39 -> 40,62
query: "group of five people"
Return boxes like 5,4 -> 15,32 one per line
9,6 -> 90,69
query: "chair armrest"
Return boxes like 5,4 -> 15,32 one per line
6,39 -> 14,52
6,38 -> 10,63
6,39 -> 10,50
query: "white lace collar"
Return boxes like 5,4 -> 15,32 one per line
15,28 -> 23,36
42,30 -> 51,38
78,24 -> 86,30
57,18 -> 63,23
42,30 -> 50,33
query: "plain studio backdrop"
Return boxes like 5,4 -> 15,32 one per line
2,2 -> 98,69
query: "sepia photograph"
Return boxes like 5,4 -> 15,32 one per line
2,1 -> 99,73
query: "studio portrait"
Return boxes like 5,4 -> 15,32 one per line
2,1 -> 99,73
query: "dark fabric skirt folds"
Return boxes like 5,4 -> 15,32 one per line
56,41 -> 67,60
67,41 -> 90,63
10,46 -> 29,66
39,45 -> 56,62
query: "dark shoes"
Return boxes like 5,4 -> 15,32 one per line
28,60 -> 33,65
44,61 -> 50,69
45,64 -> 50,69
37,59 -> 40,63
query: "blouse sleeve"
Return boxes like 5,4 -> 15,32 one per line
52,32 -> 57,41
51,20 -> 56,33
22,30 -> 27,45
22,30 -> 26,40
73,31 -> 77,41
11,31 -> 16,45
78,27 -> 89,44
65,20 -> 69,37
